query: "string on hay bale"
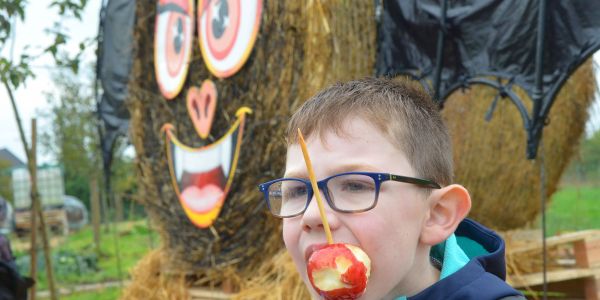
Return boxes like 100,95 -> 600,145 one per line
127,0 -> 376,289
442,60 -> 596,230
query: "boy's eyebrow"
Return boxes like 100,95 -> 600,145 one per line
283,170 -> 308,179
331,164 -> 379,174
283,164 -> 380,179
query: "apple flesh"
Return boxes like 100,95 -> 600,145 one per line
307,243 -> 371,300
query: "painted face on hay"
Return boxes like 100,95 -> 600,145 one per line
156,0 -> 263,229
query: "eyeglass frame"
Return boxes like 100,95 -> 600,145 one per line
257,171 -> 442,218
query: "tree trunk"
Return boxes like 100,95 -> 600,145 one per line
30,119 -> 58,300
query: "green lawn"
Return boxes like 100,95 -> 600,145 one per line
13,220 -> 159,298
61,286 -> 121,300
546,185 -> 600,236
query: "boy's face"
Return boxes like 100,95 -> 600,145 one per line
283,118 -> 438,299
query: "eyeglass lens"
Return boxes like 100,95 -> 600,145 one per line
267,174 -> 378,217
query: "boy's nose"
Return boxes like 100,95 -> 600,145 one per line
301,190 -> 340,233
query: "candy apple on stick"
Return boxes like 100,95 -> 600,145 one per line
297,129 -> 372,300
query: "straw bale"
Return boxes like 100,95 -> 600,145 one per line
120,249 -> 189,300
442,60 -> 596,230
127,0 -> 376,284
232,249 -> 308,300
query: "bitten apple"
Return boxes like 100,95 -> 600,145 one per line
307,243 -> 371,300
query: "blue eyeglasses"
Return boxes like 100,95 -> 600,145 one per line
257,172 -> 441,218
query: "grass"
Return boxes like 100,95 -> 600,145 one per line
545,185 -> 600,236
61,286 -> 121,300
13,219 -> 159,297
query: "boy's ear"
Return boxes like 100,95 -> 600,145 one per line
420,184 -> 472,246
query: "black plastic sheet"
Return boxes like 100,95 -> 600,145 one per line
97,0 -> 135,168
376,0 -> 600,158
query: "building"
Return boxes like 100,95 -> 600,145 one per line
0,149 -> 25,169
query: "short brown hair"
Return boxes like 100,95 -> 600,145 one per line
286,77 -> 453,186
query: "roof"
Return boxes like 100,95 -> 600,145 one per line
0,148 -> 26,168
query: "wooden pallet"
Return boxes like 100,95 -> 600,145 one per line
507,230 -> 600,299
15,208 -> 69,236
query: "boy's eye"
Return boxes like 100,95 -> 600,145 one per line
339,180 -> 375,193
282,183 -> 308,200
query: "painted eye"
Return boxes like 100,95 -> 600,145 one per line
155,0 -> 195,100
197,0 -> 262,78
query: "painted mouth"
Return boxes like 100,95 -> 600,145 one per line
163,107 -> 250,228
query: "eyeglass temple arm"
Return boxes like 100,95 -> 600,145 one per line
389,174 -> 442,189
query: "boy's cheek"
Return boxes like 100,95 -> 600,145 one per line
282,220 -> 308,267
282,220 -> 301,255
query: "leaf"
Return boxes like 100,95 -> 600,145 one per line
9,71 -> 19,88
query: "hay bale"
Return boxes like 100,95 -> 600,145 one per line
442,61 -> 596,230
127,0 -> 376,284
233,249 -> 309,300
120,249 -> 189,300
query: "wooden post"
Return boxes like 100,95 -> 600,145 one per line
28,181 -> 38,300
90,177 -> 101,256
101,188 -> 110,233
115,193 -> 123,223
127,195 -> 135,221
29,119 -> 58,300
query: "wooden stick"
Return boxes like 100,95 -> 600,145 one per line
297,128 -> 333,244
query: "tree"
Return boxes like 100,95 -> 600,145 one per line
40,68 -> 137,208
40,69 -> 100,204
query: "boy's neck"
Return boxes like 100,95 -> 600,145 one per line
384,245 -> 440,299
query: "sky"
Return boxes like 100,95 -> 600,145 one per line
0,1 -> 599,165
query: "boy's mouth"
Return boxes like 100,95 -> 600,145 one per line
305,243 -> 329,261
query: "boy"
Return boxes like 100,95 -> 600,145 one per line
258,77 -> 524,299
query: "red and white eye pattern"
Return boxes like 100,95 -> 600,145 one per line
155,0 -> 195,99
198,0 -> 262,78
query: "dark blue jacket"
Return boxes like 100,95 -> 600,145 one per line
409,218 -> 524,300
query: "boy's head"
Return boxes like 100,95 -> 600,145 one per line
286,76 -> 453,187
270,77 -> 471,298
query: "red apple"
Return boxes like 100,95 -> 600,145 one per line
307,243 -> 371,300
